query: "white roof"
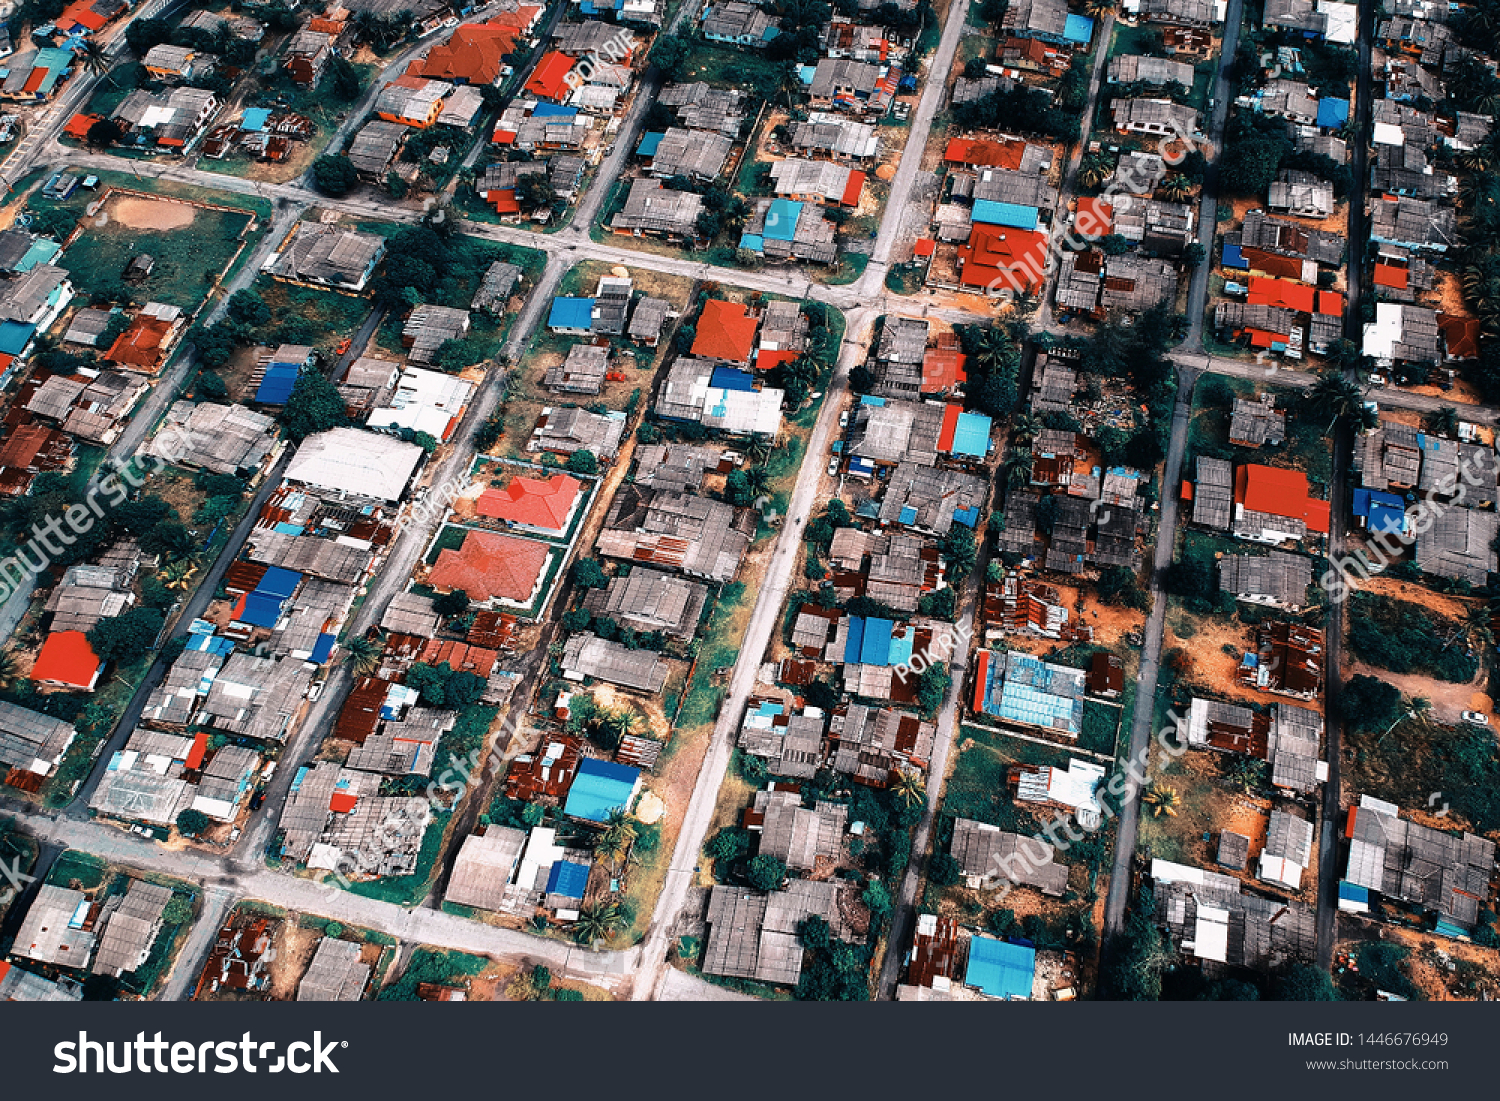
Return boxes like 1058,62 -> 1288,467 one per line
1362,300 -> 1403,360
366,366 -> 474,439
284,427 -> 424,501
1372,121 -> 1405,146
1258,854 -> 1302,889
1191,904 -> 1230,962
1317,0 -> 1357,42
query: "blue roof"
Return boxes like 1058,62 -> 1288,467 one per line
533,102 -> 578,118
636,131 -> 664,156
239,590 -> 284,629
971,200 -> 1038,230
953,506 -> 979,528
966,937 -> 1036,998
546,859 -> 591,899
256,566 -> 302,600
310,633 -> 336,664
762,198 -> 802,242
797,64 -> 816,85
16,239 -> 60,271
859,395 -> 886,407
851,616 -> 894,666
1317,97 -> 1349,129
1062,13 -> 1094,43
888,626 -> 914,667
0,320 -> 34,356
1338,881 -> 1368,904
255,361 -> 300,404
1435,918 -> 1469,938
241,107 -> 271,132
564,757 -> 640,822
949,411 -> 992,458
549,297 -> 595,330
710,365 -> 755,391
738,232 -> 765,253
899,505 -> 918,525
1221,242 -> 1247,269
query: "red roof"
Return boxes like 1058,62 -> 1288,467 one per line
1234,464 -> 1330,534
489,187 -> 520,213
329,792 -> 359,813
937,403 -> 962,452
307,17 -> 347,34
1240,247 -> 1303,280
22,68 -> 48,95
491,4 -> 543,30
913,237 -> 936,258
476,471 -> 581,531
691,300 -> 759,362
1439,313 -> 1481,360
957,224 -> 1046,294
421,20 -> 522,84
185,730 -> 208,771
1372,263 -> 1408,289
1076,198 -> 1112,236
525,50 -> 574,100
63,112 -> 100,138
31,631 -> 102,689
428,529 -> 551,603
839,169 -> 866,207
756,348 -> 798,372
58,0 -> 109,30
1247,275 -> 1316,313
972,649 -> 990,713
0,423 -> 59,469
921,349 -> 968,393
492,126 -> 516,145
104,315 -> 172,370
1316,290 -> 1343,316
942,137 -> 1026,170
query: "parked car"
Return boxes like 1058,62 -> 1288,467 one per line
1462,711 -> 1489,726
827,458 -> 839,476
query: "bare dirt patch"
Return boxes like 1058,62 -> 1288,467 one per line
266,920 -> 320,1000
110,196 -> 196,231
1165,614 -> 1267,707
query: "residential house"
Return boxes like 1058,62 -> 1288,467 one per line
701,1 -> 778,46
610,178 -> 703,242
0,699 -> 75,786
952,817 -> 1068,894
264,225 -> 386,292
12,885 -> 95,968
529,405 -> 626,459
1218,550 -> 1312,609
647,127 -> 732,181
283,29 -> 334,87
747,788 -> 847,871
1268,169 -> 1334,218
583,567 -> 708,640
561,632 -> 669,693
374,76 -> 453,127
1107,54 -> 1194,87
297,938 -> 371,1002
142,44 -> 213,84
703,879 -> 852,985
596,485 -> 755,582
346,119 -> 406,178
1111,97 -> 1200,138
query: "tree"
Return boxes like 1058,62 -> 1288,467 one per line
649,33 -> 692,78
929,851 -> 962,887
162,894 -> 193,925
573,900 -> 625,945
594,810 -> 637,869
963,56 -> 989,78
941,526 -> 977,577
798,914 -> 831,950
87,607 -> 165,663
748,855 -> 788,891
1182,242 -> 1207,264
917,587 -> 957,619
279,371 -> 347,441
708,826 -> 751,864
324,55 -> 363,101
433,589 -> 470,618
572,558 -> 609,589
862,879 -> 892,923
311,155 -> 359,197
86,117 -> 125,149
916,662 -> 950,717
891,768 -> 926,809
1303,369 -> 1367,430
1273,964 -> 1339,1001
1338,674 -> 1402,732
343,635 -> 383,676
1143,784 -> 1179,816
565,449 -> 598,475
175,809 -> 210,837
1379,695 -> 1432,741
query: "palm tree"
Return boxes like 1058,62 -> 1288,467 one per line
594,810 -> 637,869
153,525 -> 197,563
159,558 -> 196,590
343,635 -> 383,676
891,768 -> 926,809
74,38 -> 112,83
1011,412 -> 1042,445
1144,785 -> 1179,817
1379,696 -> 1432,742
0,648 -> 17,690
746,434 -> 774,464
744,465 -> 772,498
1159,174 -> 1194,202
1466,601 -> 1496,649
1001,448 -> 1033,490
1304,370 -> 1365,432
573,900 -> 625,946
1077,153 -> 1112,191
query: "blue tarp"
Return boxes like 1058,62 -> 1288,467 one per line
853,616 -> 894,666
549,297 -> 595,330
238,591 -> 284,629
564,757 -> 641,822
256,566 -> 302,600
1317,97 -> 1349,129
310,633 -> 336,664
241,107 -> 271,132
953,505 -> 979,528
1062,13 -> 1094,43
971,200 -> 1038,230
966,937 -> 1036,999
738,232 -> 764,253
255,362 -> 299,404
636,130 -> 664,157
546,860 -> 590,899
532,102 -> 577,118
949,411 -> 992,458
899,505 -> 918,525
709,366 -> 755,391
762,198 -> 802,241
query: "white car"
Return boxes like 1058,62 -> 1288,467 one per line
827,458 -> 839,476
1462,711 -> 1489,726
839,410 -> 849,428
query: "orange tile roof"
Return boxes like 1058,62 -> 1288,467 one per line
58,0 -> 109,30
1240,247 -> 1303,280
921,349 -> 968,392
1246,275 -> 1316,313
476,471 -> 581,530
1439,313 -> 1481,359
957,224 -> 1046,294
1076,198 -> 1112,236
0,422 -> 59,468
307,17 -> 347,34
1316,290 -> 1343,316
1234,463 -> 1330,533
31,630 -> 102,689
428,530 -> 550,604
525,50 -> 574,100
63,112 -> 100,138
943,137 -> 1025,170
420,20 -> 521,84
691,300 -> 758,362
104,315 -> 172,370
1372,263 -> 1408,289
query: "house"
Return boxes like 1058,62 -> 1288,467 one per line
111,86 -> 219,147
1124,0 -> 1226,25
790,112 -> 879,162
1256,809 -> 1314,891
583,567 -> 708,640
56,0 -> 128,35
879,461 -> 987,536
1152,861 -> 1316,968
1003,0 -> 1094,44
965,936 -> 1038,1000
346,119 -> 406,178
31,631 -> 103,690
768,158 -> 865,206
529,406 -> 626,458
1218,550 -> 1312,609
952,817 -> 1068,894
1000,35 -> 1071,77
368,364 -> 474,437
702,1 -> 778,46
610,178 -> 703,242
297,938 -> 371,1001
1236,209 -> 1346,267
654,358 -> 784,436
825,703 -> 934,782
12,885 -> 95,968
1190,456 -> 1233,530
178,9 -> 266,43
1228,393 -> 1286,447
444,826 -> 528,911
1263,0 -> 1357,41
0,963 -> 80,1001
563,756 -> 641,821
0,263 -> 71,328
703,879 -> 851,985
0,699 -> 75,785
285,427 -> 423,502
955,223 -> 1048,295
1268,169 -> 1334,218
1107,54 -> 1194,87
471,261 -> 523,314
428,529 -> 551,607
91,879 -> 172,978
739,699 -> 825,778
691,299 -> 759,363
283,30 -> 335,87
596,485 -> 755,582
44,563 -> 134,634
1416,506 -> 1499,585
740,199 -> 840,265
543,343 -> 609,395
419,19 -> 532,85
142,44 -> 213,84
658,82 -> 747,134
1362,301 -> 1441,366
279,762 -> 428,875
264,225 -> 386,292
198,653 -> 312,740
748,789 -> 846,871
807,58 -> 883,112
1232,464 -> 1330,545
524,50 -> 575,101
1111,97 -> 1200,138
0,49 -> 74,102
400,305 -> 471,366
1054,250 -> 1178,319
972,649 -> 1085,737
646,127 -> 732,181
1370,195 -> 1457,253
477,471 -> 583,536
629,297 -> 673,346
374,76 -> 452,127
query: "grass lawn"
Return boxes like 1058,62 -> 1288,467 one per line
942,723 -> 1073,830
678,41 -> 784,89
46,849 -> 108,890
252,276 -> 372,357
1080,699 -> 1123,756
